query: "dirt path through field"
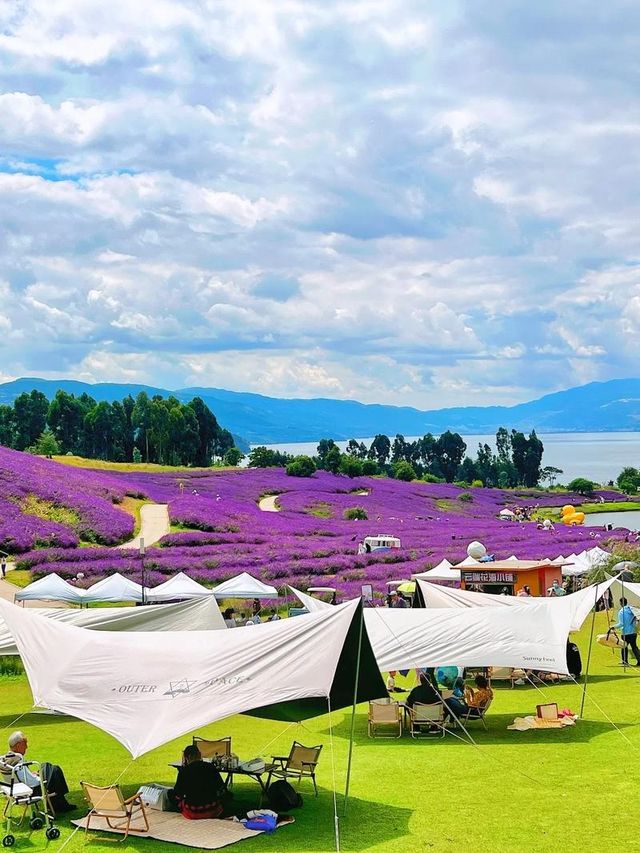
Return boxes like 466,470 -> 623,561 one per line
118,503 -> 170,549
258,495 -> 280,512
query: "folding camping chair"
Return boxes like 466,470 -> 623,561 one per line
458,696 -> 493,730
192,736 -> 232,762
488,667 -> 527,688
368,699 -> 403,738
407,702 -> 446,738
81,782 -> 149,842
0,755 -> 59,845
267,742 -> 323,796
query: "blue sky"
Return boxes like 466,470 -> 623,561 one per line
0,1 -> 638,407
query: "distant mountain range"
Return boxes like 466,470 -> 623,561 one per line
1,377 -> 639,445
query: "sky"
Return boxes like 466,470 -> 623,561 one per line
0,1 -> 639,409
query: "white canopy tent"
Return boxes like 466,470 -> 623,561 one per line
455,555 -> 481,567
413,561 -> 461,583
0,597 -> 225,655
14,574 -> 86,605
416,577 -> 616,632
212,572 -> 277,599
146,572 -> 214,602
82,573 -> 143,604
0,598 -> 383,758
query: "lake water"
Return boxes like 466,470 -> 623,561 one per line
254,432 -> 640,486
584,510 -> 640,529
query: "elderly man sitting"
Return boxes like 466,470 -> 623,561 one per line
5,731 -> 75,814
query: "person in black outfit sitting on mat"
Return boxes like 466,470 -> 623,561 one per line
170,744 -> 226,820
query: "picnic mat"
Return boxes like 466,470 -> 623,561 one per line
72,810 -> 294,849
507,715 -> 577,731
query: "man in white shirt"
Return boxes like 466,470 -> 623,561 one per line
5,731 -> 75,814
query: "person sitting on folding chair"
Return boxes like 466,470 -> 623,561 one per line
406,670 -> 440,708
444,675 -> 493,721
5,731 -> 75,814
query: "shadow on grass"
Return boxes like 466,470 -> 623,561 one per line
0,710 -> 79,729
318,713 -> 628,746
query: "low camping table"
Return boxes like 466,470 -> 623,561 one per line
169,762 -> 277,795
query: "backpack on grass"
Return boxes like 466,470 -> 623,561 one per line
266,780 -> 303,811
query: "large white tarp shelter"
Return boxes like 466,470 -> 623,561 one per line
287,586 -> 574,673
0,598 -> 383,758
0,597 -> 225,655
212,572 -> 277,599
146,572 -> 214,602
363,605 -> 572,673
82,573 -> 144,604
608,578 -> 640,610
416,577 -> 616,632
288,586 -> 332,613
14,574 -> 85,605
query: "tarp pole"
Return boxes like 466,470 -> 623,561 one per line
579,582 -> 599,717
343,602 -> 363,814
621,575 -> 627,670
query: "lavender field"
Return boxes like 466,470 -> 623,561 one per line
0,447 -> 629,599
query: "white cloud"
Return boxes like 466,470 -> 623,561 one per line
0,1 -> 638,408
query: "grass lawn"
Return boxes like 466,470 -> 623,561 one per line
52,456 -> 233,474
1,613 -> 639,852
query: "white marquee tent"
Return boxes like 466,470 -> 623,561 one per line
212,572 -> 277,599
14,574 -> 85,605
146,572 -> 214,603
0,597 -> 225,655
0,598 -> 384,758
413,560 -> 461,583
82,573 -> 144,604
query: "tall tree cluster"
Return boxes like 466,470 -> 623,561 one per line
269,427 -> 545,486
0,389 -> 235,465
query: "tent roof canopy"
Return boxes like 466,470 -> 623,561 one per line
212,572 -> 277,599
0,598 -> 384,758
15,574 -> 85,604
146,572 -> 213,602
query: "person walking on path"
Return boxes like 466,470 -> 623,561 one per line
613,598 -> 640,666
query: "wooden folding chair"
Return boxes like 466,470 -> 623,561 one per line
266,741 -> 323,796
192,736 -> 231,761
368,700 -> 402,738
407,702 -> 446,738
80,782 -> 148,842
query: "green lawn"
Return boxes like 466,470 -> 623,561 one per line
1,613 -> 639,852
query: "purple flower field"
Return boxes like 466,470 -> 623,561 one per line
0,447 -> 134,549
2,449 -> 630,600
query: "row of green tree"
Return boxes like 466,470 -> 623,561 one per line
249,428 -> 547,486
0,389 -> 236,466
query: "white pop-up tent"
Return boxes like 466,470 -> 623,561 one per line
0,598 -> 384,758
83,573 -> 144,604
416,577 -> 616,632
14,574 -> 86,605
413,561 -> 461,583
212,572 -> 277,599
608,577 -> 640,610
146,572 -> 214,603
0,597 -> 225,655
